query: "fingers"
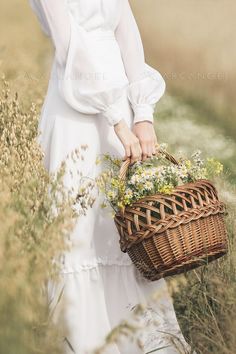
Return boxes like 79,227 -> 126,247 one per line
152,142 -> 156,155
140,142 -> 148,161
116,120 -> 156,165
123,140 -> 157,164
127,121 -> 159,162
129,139 -> 142,165
130,138 -> 142,165
123,145 -> 131,161
153,134 -> 158,154
141,141 -> 156,161
123,138 -> 142,165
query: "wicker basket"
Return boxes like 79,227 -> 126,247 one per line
114,147 -> 229,281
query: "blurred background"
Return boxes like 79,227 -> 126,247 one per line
132,0 -> 236,138
0,1 -> 236,353
1,0 -> 235,135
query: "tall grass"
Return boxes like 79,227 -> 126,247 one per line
0,78 -> 95,353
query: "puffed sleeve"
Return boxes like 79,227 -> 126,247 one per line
115,0 -> 166,124
28,0 -> 128,126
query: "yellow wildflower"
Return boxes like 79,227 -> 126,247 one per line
158,184 -> 174,194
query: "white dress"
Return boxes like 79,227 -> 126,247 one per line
28,1 -> 192,353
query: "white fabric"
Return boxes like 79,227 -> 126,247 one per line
29,1 -> 192,353
29,0 -> 165,125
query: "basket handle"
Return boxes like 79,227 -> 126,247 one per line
119,144 -> 180,181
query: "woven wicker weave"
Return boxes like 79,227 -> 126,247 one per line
114,148 -> 228,281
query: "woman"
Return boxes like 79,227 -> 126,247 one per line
28,1 -> 192,353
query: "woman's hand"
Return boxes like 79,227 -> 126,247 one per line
132,121 -> 158,161
114,119 -> 142,164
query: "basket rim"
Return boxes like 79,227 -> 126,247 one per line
115,178 -> 218,216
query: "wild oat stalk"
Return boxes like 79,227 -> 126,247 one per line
0,77 -> 94,354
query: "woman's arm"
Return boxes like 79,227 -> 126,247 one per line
115,0 -> 146,83
114,0 -> 165,159
115,0 -> 166,125
29,0 -> 127,126
28,0 -> 143,163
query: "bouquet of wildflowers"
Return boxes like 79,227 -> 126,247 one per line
96,143 -> 223,215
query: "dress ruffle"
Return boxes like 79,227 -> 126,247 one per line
59,256 -> 133,275
47,263 -> 191,354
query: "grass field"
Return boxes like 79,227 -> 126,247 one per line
0,1 -> 236,353
131,0 -> 236,138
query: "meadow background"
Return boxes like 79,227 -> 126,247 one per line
0,0 -> 235,353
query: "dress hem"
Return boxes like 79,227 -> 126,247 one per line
59,258 -> 136,274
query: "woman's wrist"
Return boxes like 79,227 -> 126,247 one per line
133,120 -> 153,126
133,114 -> 154,125
114,118 -> 126,131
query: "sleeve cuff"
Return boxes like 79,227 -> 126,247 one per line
127,63 -> 166,125
132,103 -> 154,124
102,99 -> 124,126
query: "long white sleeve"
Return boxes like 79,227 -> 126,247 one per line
28,0 -> 129,126
29,0 -> 165,126
115,0 -> 166,124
